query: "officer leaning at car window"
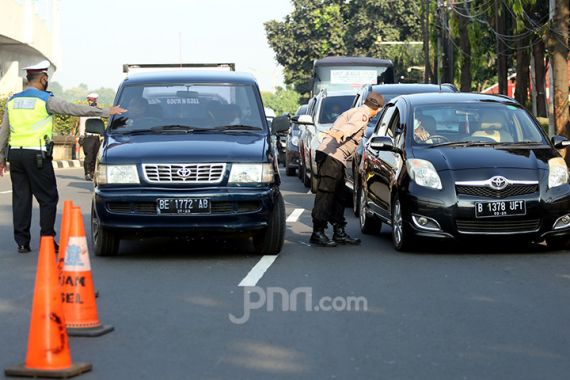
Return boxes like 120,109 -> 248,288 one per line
310,93 -> 384,247
0,61 -> 127,254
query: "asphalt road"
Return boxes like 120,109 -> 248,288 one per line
1,167 -> 570,380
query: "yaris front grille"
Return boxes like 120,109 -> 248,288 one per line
456,184 -> 539,199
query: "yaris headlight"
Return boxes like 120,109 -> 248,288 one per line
406,159 -> 442,190
96,164 -> 140,185
290,136 -> 299,146
548,157 -> 569,188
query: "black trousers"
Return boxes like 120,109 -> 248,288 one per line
82,136 -> 100,176
8,148 -> 58,246
311,153 -> 349,230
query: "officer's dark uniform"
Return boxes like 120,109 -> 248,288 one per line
310,93 -> 384,247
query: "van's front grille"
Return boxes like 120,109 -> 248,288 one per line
143,163 -> 226,184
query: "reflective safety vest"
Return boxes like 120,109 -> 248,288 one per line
7,88 -> 53,148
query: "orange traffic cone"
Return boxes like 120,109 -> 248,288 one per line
57,200 -> 74,275
4,236 -> 92,378
62,207 -> 113,337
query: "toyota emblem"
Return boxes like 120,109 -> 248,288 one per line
489,176 -> 508,190
177,167 -> 192,178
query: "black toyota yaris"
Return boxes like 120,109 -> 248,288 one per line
359,93 -> 570,251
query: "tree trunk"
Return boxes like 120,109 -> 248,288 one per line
532,40 -> 547,117
495,0 -> 508,95
458,3 -> 471,91
515,37 -> 530,109
547,0 -> 569,161
423,0 -> 432,83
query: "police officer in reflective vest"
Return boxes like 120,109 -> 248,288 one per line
310,92 -> 384,247
0,61 -> 126,254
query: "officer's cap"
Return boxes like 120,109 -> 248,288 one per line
23,60 -> 50,75
87,93 -> 99,100
364,92 -> 384,110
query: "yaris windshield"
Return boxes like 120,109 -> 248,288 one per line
111,83 -> 265,131
411,102 -> 548,146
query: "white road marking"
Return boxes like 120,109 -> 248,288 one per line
0,190 -> 12,194
286,208 -> 304,223
307,189 -> 312,194
239,255 -> 279,287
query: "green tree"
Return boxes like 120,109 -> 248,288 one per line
342,0 -> 423,77
265,0 -> 424,93
261,87 -> 300,115
265,0 -> 347,94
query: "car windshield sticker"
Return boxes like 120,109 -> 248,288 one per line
166,98 -> 199,105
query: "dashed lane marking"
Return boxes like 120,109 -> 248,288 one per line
0,190 -> 12,194
238,255 -> 279,287
286,208 -> 304,223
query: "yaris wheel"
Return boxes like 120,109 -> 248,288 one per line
391,195 -> 412,251
359,190 -> 381,234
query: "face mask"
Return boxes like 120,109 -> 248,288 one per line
42,78 -> 49,91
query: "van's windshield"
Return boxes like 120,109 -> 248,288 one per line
111,83 -> 265,131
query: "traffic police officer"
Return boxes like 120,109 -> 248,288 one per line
310,92 -> 384,247
0,61 -> 126,254
79,92 -> 102,181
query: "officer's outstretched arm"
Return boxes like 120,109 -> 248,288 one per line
47,96 -> 126,118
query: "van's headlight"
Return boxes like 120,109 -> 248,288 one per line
548,157 -> 569,188
406,159 -> 442,190
291,136 -> 299,146
229,163 -> 274,184
96,164 -> 140,185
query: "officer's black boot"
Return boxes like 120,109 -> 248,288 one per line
310,228 -> 337,247
332,224 -> 361,245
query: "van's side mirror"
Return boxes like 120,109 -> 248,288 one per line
369,136 -> 402,154
296,115 -> 314,125
551,135 -> 570,149
271,115 -> 290,134
86,118 -> 105,135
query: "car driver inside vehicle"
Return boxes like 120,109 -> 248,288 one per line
413,114 -> 437,144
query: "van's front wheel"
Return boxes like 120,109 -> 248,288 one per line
252,193 -> 285,255
91,202 -> 119,257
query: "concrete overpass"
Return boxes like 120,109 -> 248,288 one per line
0,0 -> 60,96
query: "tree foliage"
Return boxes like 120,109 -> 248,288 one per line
262,87 -> 301,115
265,0 -> 423,94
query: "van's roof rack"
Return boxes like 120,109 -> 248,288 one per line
122,63 -> 236,73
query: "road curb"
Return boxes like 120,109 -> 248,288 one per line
3,160 -> 83,173
52,160 -> 83,169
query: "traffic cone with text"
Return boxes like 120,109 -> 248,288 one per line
4,236 -> 92,378
57,200 -> 74,275
62,207 -> 113,337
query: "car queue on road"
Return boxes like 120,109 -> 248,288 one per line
288,81 -> 570,252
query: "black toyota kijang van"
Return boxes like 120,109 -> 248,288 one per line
86,71 -> 287,256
